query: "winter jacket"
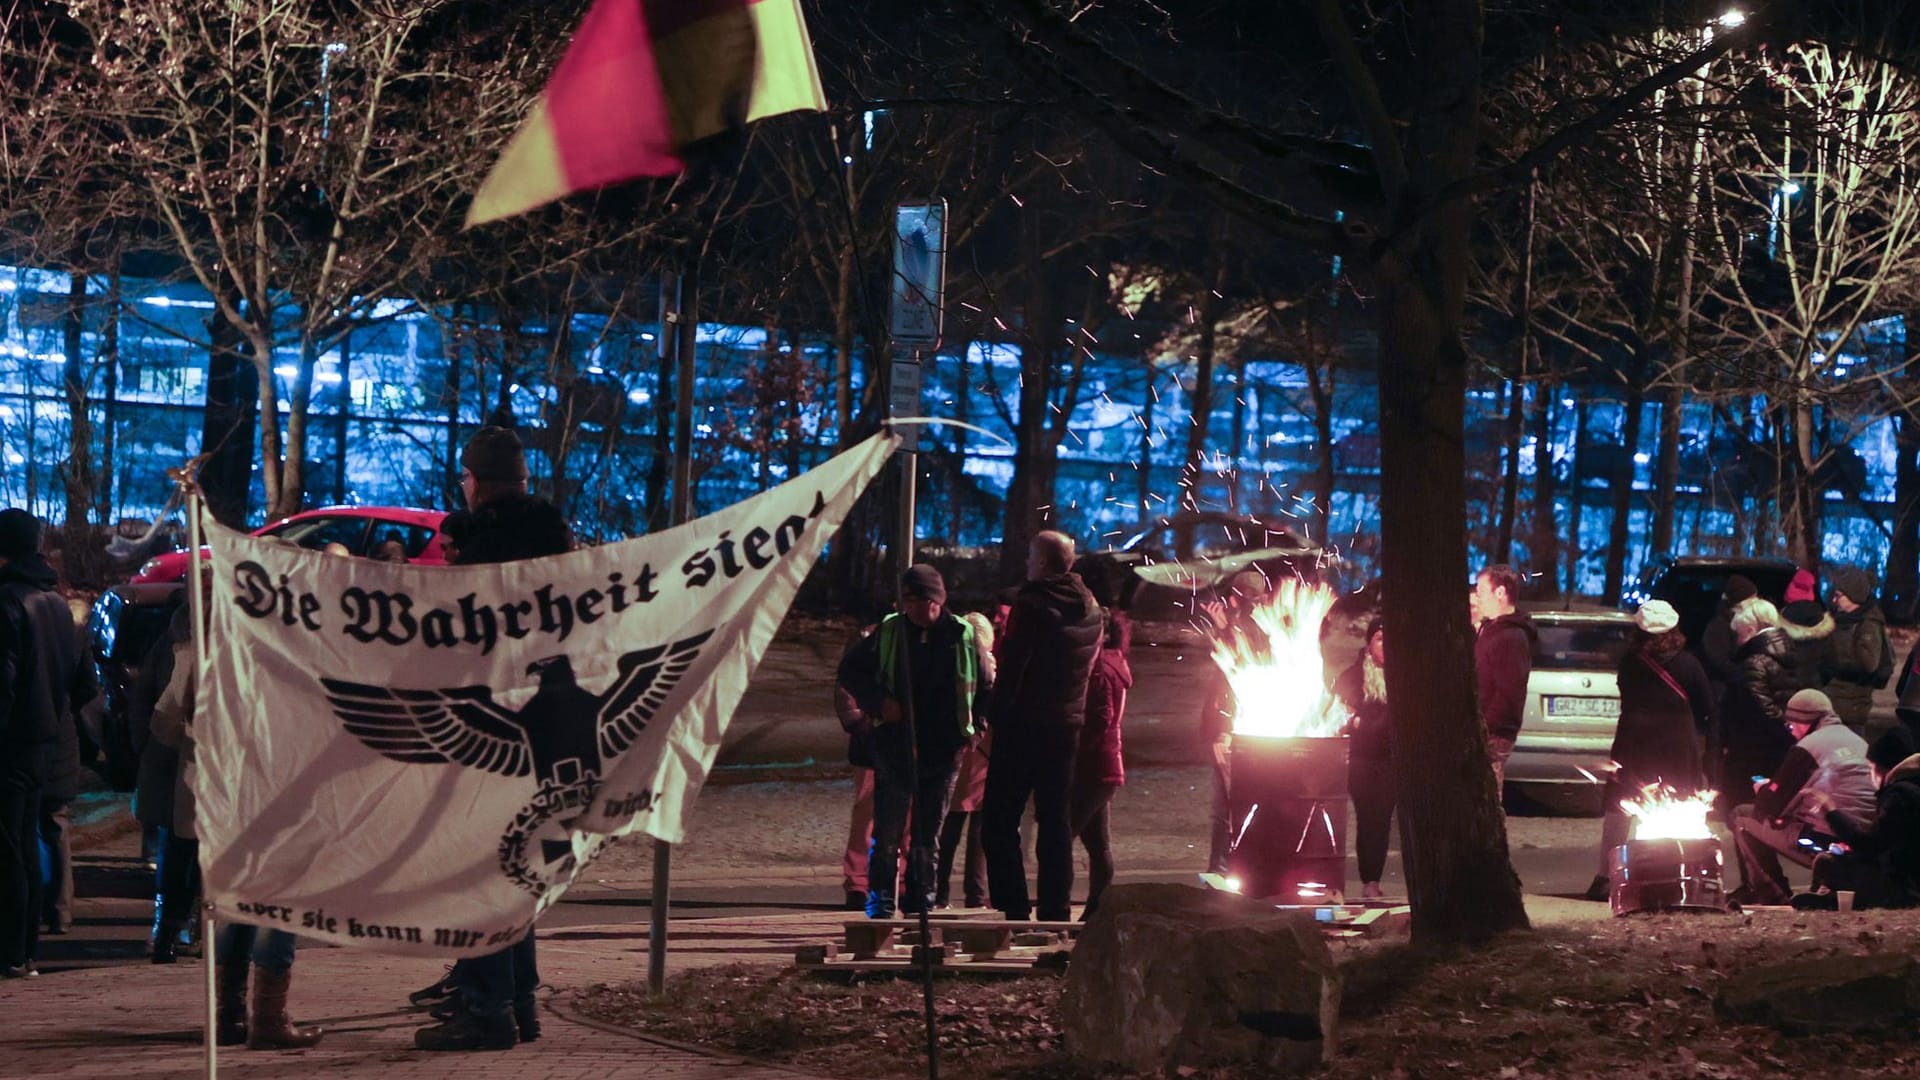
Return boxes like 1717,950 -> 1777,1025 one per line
1610,639 -> 1712,795
1823,603 -> 1889,730
991,572 -> 1103,733
1826,753 -> 1920,904
1780,608 -> 1834,691
1475,612 -> 1537,743
1333,654 -> 1391,762
1719,629 -> 1799,794
0,554 -> 95,786
1738,626 -> 1805,721
133,605 -> 189,830
838,612 -> 981,751
150,638 -> 198,838
455,492 -> 574,565
1754,715 -> 1876,835
1698,604 -> 1741,691
1076,647 -> 1132,787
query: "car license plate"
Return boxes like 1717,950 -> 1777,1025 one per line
1547,695 -> 1619,718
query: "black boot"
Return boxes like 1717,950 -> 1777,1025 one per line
414,1009 -> 518,1052
513,997 -> 541,1043
216,962 -> 250,1046
152,918 -> 185,964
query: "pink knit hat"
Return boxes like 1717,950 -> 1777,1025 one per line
1785,569 -> 1818,605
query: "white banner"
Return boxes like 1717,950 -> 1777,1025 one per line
193,433 -> 894,955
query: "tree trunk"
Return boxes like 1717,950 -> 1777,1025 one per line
200,308 -> 258,529
97,259 -> 120,523
834,242 -> 857,446
1886,411 -> 1920,622
1788,393 -> 1823,572
999,259 -> 1061,583
1228,361 -> 1248,512
648,277 -> 677,531
1495,376 -> 1523,561
1376,0 -> 1529,946
1137,362 -> 1157,527
1306,356 -> 1336,545
1567,399 -> 1589,591
442,308 -> 465,505
1602,378 -> 1646,605
1530,380 -> 1558,590
272,335 -> 316,520
61,271 -> 96,529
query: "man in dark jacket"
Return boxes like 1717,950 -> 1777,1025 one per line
838,566 -> 982,919
1473,564 -> 1536,792
0,509 -> 95,980
414,427 -> 573,1052
1699,574 -> 1757,699
1822,567 -> 1890,735
1729,689 -> 1876,905
981,530 -> 1103,922
1799,728 -> 1920,910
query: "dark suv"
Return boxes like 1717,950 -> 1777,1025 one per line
1625,556 -> 1799,643
85,583 -> 186,791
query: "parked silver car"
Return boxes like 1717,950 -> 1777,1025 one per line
1506,610 -> 1635,787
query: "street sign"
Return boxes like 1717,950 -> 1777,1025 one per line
889,357 -> 922,452
888,199 -> 946,346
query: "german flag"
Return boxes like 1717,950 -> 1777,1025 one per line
466,0 -> 827,228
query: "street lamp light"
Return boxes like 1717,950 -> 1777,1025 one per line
1769,179 -> 1800,260
1717,10 -> 1746,29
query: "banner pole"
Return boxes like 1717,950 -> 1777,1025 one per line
650,261 -> 700,996
184,483 -> 215,1080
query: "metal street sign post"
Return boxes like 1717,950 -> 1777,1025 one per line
888,199 -> 945,571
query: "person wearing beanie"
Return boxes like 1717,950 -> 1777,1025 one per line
1729,687 -> 1877,905
1799,727 -> 1920,909
1821,566 -> 1890,735
1585,600 -> 1716,901
413,428 -> 574,1053
0,510 -> 96,980
835,564 -> 983,919
1778,569 -> 1834,690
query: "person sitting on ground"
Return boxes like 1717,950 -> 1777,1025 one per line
1793,727 -> 1920,910
1728,689 -> 1876,906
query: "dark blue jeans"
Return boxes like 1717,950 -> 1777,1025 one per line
458,930 -> 538,1020
0,765 -> 42,969
217,923 -> 297,972
868,725 -> 963,913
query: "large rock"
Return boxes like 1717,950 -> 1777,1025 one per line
1714,953 -> 1920,1035
1058,883 -> 1338,1072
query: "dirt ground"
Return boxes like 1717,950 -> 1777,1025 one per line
573,907 -> 1920,1079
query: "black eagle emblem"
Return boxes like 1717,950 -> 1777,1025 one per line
320,630 -> 713,788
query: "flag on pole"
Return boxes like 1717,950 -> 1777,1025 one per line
192,433 -> 895,955
466,0 -> 828,228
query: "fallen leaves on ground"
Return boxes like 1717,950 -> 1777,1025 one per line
572,908 -> 1920,1079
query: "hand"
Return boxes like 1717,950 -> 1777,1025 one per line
1199,598 -> 1228,633
881,698 -> 904,725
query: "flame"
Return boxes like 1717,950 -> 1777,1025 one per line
1209,578 -> 1344,738
1619,782 -> 1718,841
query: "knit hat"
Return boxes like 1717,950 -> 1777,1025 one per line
900,564 -> 947,604
1830,567 -> 1877,607
0,508 -> 42,561
460,426 -> 529,483
1723,574 -> 1758,604
1869,727 -> 1917,774
1783,688 -> 1836,727
1634,599 -> 1680,635
1785,569 -> 1818,605
1230,570 -> 1270,599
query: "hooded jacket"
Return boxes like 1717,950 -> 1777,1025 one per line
1076,643 -> 1133,787
1823,600 -> 1889,730
0,554 -> 94,783
991,572 -> 1103,732
1827,753 -> 1920,902
1475,611 -> 1537,743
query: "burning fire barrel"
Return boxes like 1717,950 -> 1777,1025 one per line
1227,735 -> 1348,902
1608,837 -> 1726,915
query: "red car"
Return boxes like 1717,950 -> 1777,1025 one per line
130,506 -> 452,584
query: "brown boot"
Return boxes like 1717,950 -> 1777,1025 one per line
246,967 -> 323,1050
216,961 -> 250,1046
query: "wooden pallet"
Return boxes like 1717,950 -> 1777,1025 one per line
840,918 -> 1083,960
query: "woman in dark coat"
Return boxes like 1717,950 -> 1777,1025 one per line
1587,601 -> 1713,899
1334,616 -> 1393,899
1071,612 -> 1132,919
1718,598 -> 1800,812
